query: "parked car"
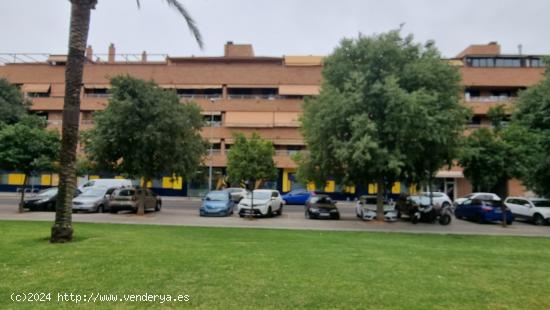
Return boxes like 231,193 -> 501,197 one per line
355,195 -> 398,221
200,190 -> 235,217
72,187 -> 116,213
282,189 -> 315,205
455,198 -> 513,224
79,178 -> 132,191
225,187 -> 248,203
305,194 -> 340,219
455,192 -> 501,206
419,192 -> 453,208
505,197 -> 550,225
237,189 -> 284,217
108,188 -> 161,213
24,187 -> 81,211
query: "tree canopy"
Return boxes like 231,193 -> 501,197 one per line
513,68 -> 550,197
226,132 -> 277,189
0,78 -> 28,126
299,30 -> 469,218
0,116 -> 60,211
83,76 -> 207,213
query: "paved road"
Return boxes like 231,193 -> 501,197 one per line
1,194 -> 549,237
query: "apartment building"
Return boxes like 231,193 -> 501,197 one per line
0,42 -> 545,198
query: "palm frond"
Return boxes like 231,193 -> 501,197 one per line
163,0 -> 204,49
135,0 -> 203,49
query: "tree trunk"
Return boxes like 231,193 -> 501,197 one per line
137,178 -> 148,216
376,178 -> 385,222
249,178 -> 256,219
51,0 -> 95,243
18,174 -> 28,213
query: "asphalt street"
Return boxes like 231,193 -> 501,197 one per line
0,194 -> 549,237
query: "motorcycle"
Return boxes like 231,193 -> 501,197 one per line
410,201 -> 452,225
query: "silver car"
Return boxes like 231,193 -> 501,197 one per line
72,187 -> 113,213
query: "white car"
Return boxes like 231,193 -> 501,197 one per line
505,197 -> 550,225
225,187 -> 249,203
355,195 -> 398,222
455,192 -> 501,206
419,192 -> 453,208
237,189 -> 284,217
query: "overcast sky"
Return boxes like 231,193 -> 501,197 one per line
1,0 -> 548,58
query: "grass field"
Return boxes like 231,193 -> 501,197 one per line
1,220 -> 549,309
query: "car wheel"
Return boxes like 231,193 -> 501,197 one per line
411,215 -> 419,224
46,202 -> 54,212
334,214 -> 340,220
506,218 -> 513,225
533,214 -> 544,226
439,214 -> 451,225
109,209 -> 117,214
267,207 -> 273,218
239,213 -> 244,218
97,205 -> 104,213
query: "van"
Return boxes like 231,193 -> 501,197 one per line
79,178 -> 133,190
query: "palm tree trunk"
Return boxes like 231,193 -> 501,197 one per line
51,0 -> 95,243
18,173 -> 28,213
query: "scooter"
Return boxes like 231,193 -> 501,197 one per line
410,202 -> 452,225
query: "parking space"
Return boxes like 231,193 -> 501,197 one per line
0,194 -> 548,236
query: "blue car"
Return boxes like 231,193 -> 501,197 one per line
455,199 -> 513,224
282,189 -> 314,205
200,191 -> 234,217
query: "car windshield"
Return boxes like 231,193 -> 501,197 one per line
251,191 -> 271,200
205,192 -> 228,201
115,189 -> 135,196
533,200 -> 550,207
36,188 -> 58,197
410,196 -> 431,205
80,188 -> 107,198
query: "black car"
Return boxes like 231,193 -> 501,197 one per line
24,187 -> 81,211
305,195 -> 340,220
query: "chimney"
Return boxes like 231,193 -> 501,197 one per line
108,43 -> 115,63
85,45 -> 93,61
224,41 -> 254,57
141,51 -> 147,63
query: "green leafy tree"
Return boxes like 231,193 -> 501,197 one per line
514,66 -> 550,197
226,133 -> 277,217
0,116 -> 60,212
0,78 -> 28,126
83,76 -> 207,215
52,0 -> 203,242
299,30 -> 468,220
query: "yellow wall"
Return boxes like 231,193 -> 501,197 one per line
282,169 -> 296,192
162,176 -> 183,190
8,173 -> 25,185
41,174 -> 52,186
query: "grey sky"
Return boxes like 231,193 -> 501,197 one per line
0,0 -> 548,58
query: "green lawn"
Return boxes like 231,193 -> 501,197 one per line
1,221 -> 549,309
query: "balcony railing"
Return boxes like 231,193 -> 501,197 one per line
84,93 -> 111,98
465,96 -> 516,102
178,94 -> 222,100
227,94 -> 284,100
